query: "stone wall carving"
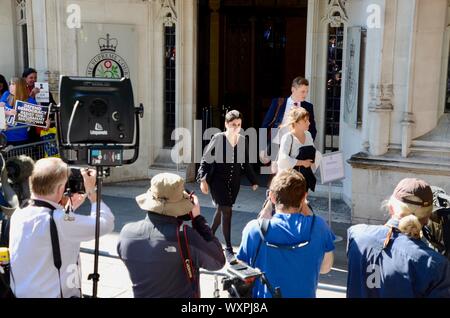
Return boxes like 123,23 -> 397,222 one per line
159,0 -> 177,27
322,0 -> 348,27
369,83 -> 394,111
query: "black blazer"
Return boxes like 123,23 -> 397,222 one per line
262,98 -> 317,141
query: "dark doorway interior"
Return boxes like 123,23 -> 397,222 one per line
198,0 -> 308,129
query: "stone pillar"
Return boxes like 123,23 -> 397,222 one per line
178,0 -> 197,181
368,84 -> 393,156
305,0 -> 329,153
29,0 -> 48,78
401,112 -> 415,157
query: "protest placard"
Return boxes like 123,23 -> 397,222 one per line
35,82 -> 50,104
14,100 -> 50,128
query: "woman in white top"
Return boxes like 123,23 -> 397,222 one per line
277,107 -> 322,192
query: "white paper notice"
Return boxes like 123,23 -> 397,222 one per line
320,152 -> 345,184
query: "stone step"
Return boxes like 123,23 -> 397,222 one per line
148,165 -> 188,179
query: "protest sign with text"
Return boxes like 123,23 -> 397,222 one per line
14,100 -> 50,128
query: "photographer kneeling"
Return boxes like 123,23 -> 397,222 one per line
9,158 -> 114,298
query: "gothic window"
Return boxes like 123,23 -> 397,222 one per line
325,26 -> 343,152
163,25 -> 176,148
16,0 -> 29,70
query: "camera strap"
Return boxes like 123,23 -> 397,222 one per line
177,224 -> 199,298
252,218 -> 270,267
30,199 -> 64,298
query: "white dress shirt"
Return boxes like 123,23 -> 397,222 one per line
277,131 -> 322,172
9,198 -> 114,298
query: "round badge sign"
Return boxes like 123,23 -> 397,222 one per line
86,33 -> 130,79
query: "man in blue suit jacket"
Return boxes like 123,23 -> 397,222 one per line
260,77 -> 317,162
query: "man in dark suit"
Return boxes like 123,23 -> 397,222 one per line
260,77 -> 317,163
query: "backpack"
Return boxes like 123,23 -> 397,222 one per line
423,187 -> 450,260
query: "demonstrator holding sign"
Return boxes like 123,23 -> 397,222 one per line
0,77 -> 36,146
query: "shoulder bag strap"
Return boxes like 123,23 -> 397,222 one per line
177,224 -> 199,298
31,200 -> 64,298
268,98 -> 286,128
251,218 -> 270,267
289,133 -> 294,157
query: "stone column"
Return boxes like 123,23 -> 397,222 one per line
401,112 -> 414,157
305,0 -> 329,152
29,0 -> 48,78
368,84 -> 393,156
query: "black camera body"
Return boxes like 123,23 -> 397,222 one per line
227,260 -> 263,281
222,260 -> 263,298
66,167 -> 85,194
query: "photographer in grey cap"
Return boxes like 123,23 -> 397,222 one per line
347,178 -> 450,298
117,173 -> 225,298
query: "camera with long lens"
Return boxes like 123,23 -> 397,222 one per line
222,260 -> 263,298
65,167 -> 86,194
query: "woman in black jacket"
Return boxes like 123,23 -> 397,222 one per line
197,110 -> 258,261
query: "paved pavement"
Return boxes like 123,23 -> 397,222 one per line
77,179 -> 351,298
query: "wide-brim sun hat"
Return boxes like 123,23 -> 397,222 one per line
136,173 -> 193,217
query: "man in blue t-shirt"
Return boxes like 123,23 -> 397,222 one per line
347,178 -> 450,298
237,169 -> 335,298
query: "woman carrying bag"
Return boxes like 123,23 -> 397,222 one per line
277,107 -> 322,192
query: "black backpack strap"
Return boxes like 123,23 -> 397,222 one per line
268,98 -> 286,129
177,224 -> 199,298
31,200 -> 64,298
252,218 -> 270,267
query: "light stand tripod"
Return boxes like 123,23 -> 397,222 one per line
87,167 -> 110,298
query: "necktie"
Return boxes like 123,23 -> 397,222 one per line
293,102 -> 299,107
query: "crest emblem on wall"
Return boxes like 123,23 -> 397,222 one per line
86,33 -> 130,78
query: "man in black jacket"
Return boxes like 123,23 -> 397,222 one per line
117,173 -> 226,298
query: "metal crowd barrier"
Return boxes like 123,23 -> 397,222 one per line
2,124 -> 58,161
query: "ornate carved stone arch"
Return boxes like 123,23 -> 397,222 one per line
158,0 -> 177,27
322,0 -> 348,27
16,0 -> 27,24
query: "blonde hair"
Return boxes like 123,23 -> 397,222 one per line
8,77 -> 29,107
384,195 -> 433,238
30,158 -> 68,196
282,107 -> 309,130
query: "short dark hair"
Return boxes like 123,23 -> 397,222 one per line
22,68 -> 37,78
225,110 -> 243,123
292,77 -> 309,88
269,169 -> 307,210
0,74 -> 8,94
